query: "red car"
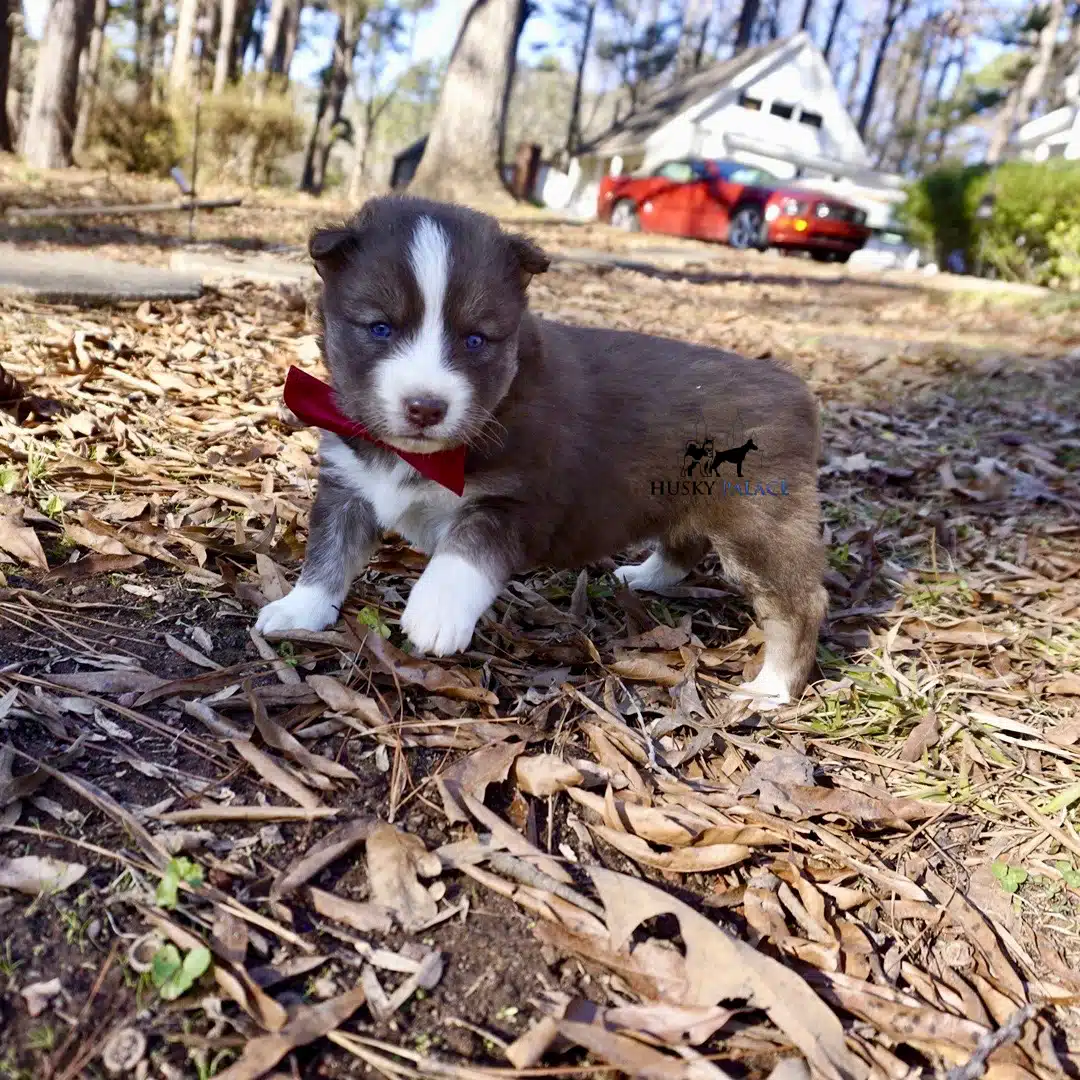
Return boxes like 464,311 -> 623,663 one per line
597,158 -> 870,263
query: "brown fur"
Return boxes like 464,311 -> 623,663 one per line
290,195 -> 828,701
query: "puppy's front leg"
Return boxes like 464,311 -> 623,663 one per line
255,474 -> 378,634
400,506 -> 520,657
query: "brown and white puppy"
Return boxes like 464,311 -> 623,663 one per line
256,195 -> 828,708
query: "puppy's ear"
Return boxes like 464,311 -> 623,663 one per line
308,225 -> 357,278
506,233 -> 550,291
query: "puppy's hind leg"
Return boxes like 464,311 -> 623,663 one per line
615,536 -> 709,593
255,476 -> 378,634
712,513 -> 827,710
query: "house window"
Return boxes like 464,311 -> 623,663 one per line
770,101 -> 795,119
738,92 -> 763,111
799,110 -> 823,128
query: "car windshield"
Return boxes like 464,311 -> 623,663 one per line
711,161 -> 779,186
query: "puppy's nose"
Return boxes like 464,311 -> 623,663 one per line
404,396 -> 448,429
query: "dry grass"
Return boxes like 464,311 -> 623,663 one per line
1,162 -> 1080,1080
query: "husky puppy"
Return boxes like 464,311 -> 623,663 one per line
256,195 -> 827,708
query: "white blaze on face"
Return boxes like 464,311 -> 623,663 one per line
373,216 -> 471,447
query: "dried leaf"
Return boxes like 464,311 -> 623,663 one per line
214,984 -> 367,1080
0,854 -> 86,894
516,754 -> 584,797
45,553 -> 146,582
64,520 -> 130,556
588,868 -> 866,1080
166,633 -> 221,670
47,669 -> 166,695
309,887 -> 394,934
365,823 -> 441,931
899,713 -> 941,762
603,1001 -> 742,1046
307,675 -> 385,727
590,822 -> 751,872
437,741 -> 524,824
361,629 -> 497,703
0,513 -> 48,570
609,656 -> 685,686
558,1019 -> 734,1080
246,682 -> 357,782
231,739 -> 323,811
271,817 -> 376,900
1045,674 -> 1080,696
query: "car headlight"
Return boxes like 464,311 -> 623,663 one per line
764,204 -> 780,222
781,197 -> 808,217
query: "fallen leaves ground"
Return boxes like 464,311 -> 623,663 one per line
2,164 -> 1080,1080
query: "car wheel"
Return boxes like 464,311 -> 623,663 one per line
810,250 -> 832,262
728,205 -> 764,250
833,251 -> 852,264
610,199 -> 640,232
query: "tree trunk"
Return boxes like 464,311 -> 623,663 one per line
170,0 -> 199,92
4,2 -> 23,148
299,4 -> 358,192
799,0 -> 813,32
346,104 -> 370,201
822,0 -> 844,62
272,0 -> 300,75
253,0 -> 287,102
20,0 -> 94,167
236,0 -> 259,73
925,38 -> 966,167
856,0 -> 911,139
407,0 -> 526,204
894,18 -> 941,173
1016,0 -> 1065,122
212,0 -> 238,92
676,0 -> 708,74
565,0 -> 596,154
73,0 -> 108,156
986,82 -> 1020,164
136,0 -> 164,92
0,0 -> 18,151
734,0 -> 759,52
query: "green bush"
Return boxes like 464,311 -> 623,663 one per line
199,88 -> 305,185
899,162 -> 988,267
902,159 -> 1080,290
89,96 -> 180,175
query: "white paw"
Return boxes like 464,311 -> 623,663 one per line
731,665 -> 792,711
613,552 -> 688,593
255,583 -> 341,635
400,554 -> 501,657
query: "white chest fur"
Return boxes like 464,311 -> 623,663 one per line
319,433 -> 461,554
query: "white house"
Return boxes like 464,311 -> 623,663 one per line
541,31 -> 906,229
1014,74 -> 1080,162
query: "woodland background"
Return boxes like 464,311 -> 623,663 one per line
1,0 -> 1080,217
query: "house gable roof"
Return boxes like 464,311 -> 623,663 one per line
580,35 -> 799,158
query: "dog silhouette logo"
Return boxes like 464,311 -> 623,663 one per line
682,436 -> 715,478
658,415 -> 782,497
708,436 -> 759,478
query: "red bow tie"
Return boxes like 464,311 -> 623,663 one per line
282,366 -> 466,496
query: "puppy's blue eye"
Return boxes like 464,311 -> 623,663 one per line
369,322 -> 392,340
464,333 -> 486,351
